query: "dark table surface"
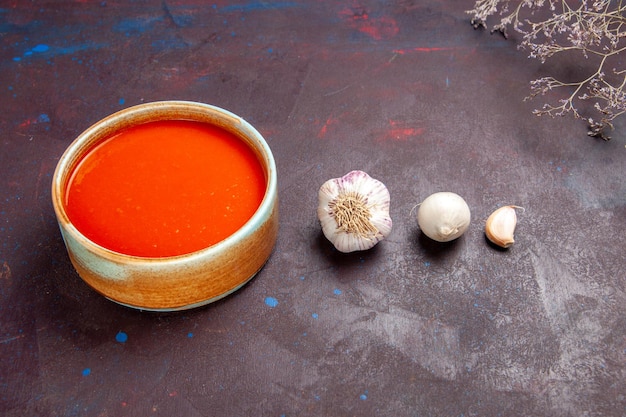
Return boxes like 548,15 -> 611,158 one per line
2,1 -> 625,416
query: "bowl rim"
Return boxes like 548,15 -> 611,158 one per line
51,100 -> 278,264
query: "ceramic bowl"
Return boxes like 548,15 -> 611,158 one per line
51,101 -> 278,311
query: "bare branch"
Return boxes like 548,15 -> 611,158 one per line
467,0 -> 626,139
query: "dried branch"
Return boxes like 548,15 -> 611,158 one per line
467,0 -> 626,139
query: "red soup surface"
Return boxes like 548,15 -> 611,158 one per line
65,120 -> 266,257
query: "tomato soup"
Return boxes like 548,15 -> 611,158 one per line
64,120 -> 266,257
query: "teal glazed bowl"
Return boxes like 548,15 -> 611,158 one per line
51,101 -> 278,311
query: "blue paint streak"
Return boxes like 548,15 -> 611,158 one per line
187,332 -> 193,338
220,1 -> 301,13
37,114 -> 50,123
333,288 -> 342,295
264,296 -> 278,308
14,42 -> 108,62
115,331 -> 128,343
82,368 -> 91,376
152,37 -> 189,50
311,313 -> 318,319
55,43 -> 108,56
32,44 -> 49,53
114,16 -> 163,35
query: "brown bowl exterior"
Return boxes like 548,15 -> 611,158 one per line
51,101 -> 278,311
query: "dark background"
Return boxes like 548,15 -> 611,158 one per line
1,1 -> 625,416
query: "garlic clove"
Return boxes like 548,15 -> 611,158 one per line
317,170 -> 392,253
416,192 -> 471,242
485,205 -> 522,248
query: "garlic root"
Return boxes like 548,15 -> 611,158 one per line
485,205 -> 523,248
318,170 -> 392,253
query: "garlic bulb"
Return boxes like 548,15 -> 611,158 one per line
485,205 -> 522,248
317,170 -> 392,253
416,192 -> 471,242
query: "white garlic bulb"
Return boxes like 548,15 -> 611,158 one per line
485,205 -> 522,248
317,170 -> 392,253
417,192 -> 471,242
